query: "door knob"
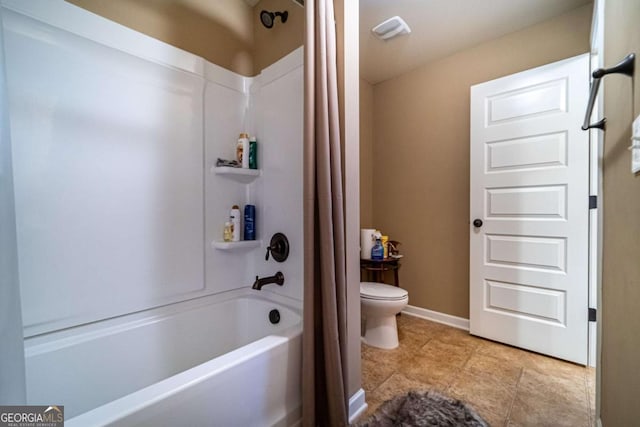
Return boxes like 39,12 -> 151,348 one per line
473,219 -> 483,228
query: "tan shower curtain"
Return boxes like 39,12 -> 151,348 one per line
302,0 -> 349,426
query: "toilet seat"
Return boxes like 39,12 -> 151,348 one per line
360,282 -> 408,301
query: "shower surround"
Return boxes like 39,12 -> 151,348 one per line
1,0 -> 303,424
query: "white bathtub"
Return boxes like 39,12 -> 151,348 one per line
23,289 -> 302,426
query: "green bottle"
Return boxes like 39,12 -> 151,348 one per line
249,137 -> 258,169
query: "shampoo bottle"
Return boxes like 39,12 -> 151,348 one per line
237,133 -> 249,168
244,204 -> 256,240
230,205 -> 241,241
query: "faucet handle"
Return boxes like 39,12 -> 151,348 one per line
265,233 -> 290,262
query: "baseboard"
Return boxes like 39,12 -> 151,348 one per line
402,305 -> 470,331
348,388 -> 368,424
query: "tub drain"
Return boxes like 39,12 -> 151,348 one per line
269,309 -> 281,324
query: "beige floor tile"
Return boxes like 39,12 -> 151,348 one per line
368,372 -> 432,403
475,339 -> 533,368
397,314 -> 446,340
418,338 -> 474,365
586,367 -> 595,389
586,367 -> 595,388
397,327 -> 431,355
361,357 -> 396,392
359,394 -> 383,421
475,407 -> 507,427
526,351 -> 588,382
586,367 -> 596,424
401,352 -> 463,390
361,341 -> 411,366
464,352 -> 523,389
395,338 -> 474,389
449,370 -> 516,420
435,326 -> 485,349
509,368 -> 590,427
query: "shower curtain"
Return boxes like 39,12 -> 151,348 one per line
0,7 -> 27,404
302,0 -> 349,426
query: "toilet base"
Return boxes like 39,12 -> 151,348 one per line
362,314 -> 399,349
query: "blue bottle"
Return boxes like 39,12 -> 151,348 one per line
244,205 -> 256,240
371,238 -> 384,260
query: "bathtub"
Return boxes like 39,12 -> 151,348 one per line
23,289 -> 302,426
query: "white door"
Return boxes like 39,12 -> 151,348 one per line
470,54 -> 590,364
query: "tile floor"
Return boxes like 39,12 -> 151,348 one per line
359,314 -> 596,427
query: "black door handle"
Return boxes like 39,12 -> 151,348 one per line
473,219 -> 483,228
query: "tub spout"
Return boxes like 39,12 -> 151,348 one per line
252,272 -> 285,290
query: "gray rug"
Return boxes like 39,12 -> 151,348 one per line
354,390 -> 490,427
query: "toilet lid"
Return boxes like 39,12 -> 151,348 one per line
360,282 -> 408,301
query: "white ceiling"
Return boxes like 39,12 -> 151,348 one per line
360,0 -> 592,84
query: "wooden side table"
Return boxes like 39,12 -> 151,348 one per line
360,257 -> 402,287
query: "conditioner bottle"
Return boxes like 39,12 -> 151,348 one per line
230,205 -> 241,241
249,136 -> 257,169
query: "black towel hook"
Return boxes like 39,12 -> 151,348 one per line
593,53 -> 635,79
582,53 -> 635,131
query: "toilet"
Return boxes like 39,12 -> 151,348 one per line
360,282 -> 409,349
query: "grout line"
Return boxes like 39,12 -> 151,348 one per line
374,371 -> 395,396
504,367 -> 524,425
444,339 -> 478,393
418,336 -> 435,351
461,345 -> 476,369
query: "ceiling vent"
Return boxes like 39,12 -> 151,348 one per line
371,16 -> 411,41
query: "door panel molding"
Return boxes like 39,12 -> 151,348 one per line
486,78 -> 569,125
485,131 -> 568,172
484,279 -> 566,325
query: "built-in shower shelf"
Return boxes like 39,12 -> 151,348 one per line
211,240 -> 262,250
212,166 -> 261,183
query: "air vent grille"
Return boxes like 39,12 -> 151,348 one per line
371,16 -> 411,41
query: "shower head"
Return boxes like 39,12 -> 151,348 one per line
260,10 -> 288,29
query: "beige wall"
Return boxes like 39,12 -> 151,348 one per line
67,0 -> 303,76
370,5 -> 592,318
253,0 -> 304,74
67,0 -> 255,76
600,0 -> 640,424
360,78 -> 374,228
